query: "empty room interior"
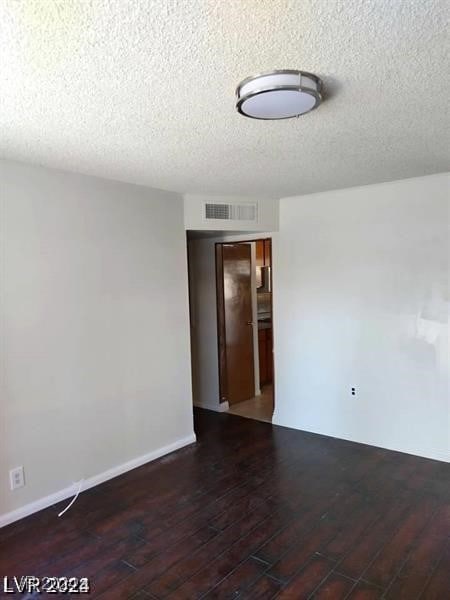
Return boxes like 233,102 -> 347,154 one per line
0,1 -> 449,599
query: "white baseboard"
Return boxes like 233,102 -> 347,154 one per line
272,411 -> 450,463
0,432 -> 196,529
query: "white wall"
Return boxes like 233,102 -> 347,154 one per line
188,237 -> 221,411
0,161 -> 195,523
273,174 -> 449,462
184,194 -> 279,232
3,165 -> 447,529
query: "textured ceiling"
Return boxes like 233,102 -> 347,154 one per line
0,0 -> 448,197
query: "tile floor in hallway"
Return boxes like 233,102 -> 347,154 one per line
227,384 -> 274,423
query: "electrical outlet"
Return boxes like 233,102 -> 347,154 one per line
9,466 -> 25,490
351,387 -> 356,396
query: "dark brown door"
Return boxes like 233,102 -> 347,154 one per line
218,243 -> 255,405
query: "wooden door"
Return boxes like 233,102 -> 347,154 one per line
217,243 -> 255,405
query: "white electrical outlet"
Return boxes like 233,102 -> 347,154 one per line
9,466 -> 25,490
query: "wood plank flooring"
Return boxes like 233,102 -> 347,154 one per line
0,409 -> 449,599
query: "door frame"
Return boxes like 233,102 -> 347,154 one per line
215,237 -> 274,408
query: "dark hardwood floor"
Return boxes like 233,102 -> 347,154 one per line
1,409 -> 449,599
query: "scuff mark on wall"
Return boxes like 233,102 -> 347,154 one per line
414,283 -> 449,374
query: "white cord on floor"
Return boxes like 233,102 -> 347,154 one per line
58,479 -> 84,517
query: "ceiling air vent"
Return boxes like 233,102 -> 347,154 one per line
204,203 -> 257,222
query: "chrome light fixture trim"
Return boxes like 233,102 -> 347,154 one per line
235,69 -> 323,120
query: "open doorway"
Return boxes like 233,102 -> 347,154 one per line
216,239 -> 273,423
187,232 -> 274,424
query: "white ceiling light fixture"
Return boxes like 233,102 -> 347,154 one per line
236,69 -> 322,120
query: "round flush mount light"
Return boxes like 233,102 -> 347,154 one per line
236,69 -> 322,120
